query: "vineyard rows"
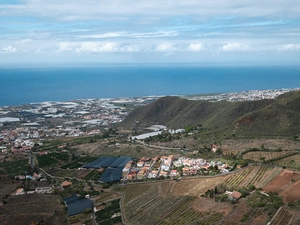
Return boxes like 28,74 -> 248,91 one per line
83,170 -> 102,181
114,183 -> 158,205
245,166 -> 268,187
223,167 -> 253,190
172,176 -> 228,196
129,196 -> 197,225
271,208 -> 293,225
272,154 -> 300,168
242,151 -> 289,161
197,212 -> 223,225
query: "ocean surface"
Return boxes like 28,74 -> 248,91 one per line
0,65 -> 300,106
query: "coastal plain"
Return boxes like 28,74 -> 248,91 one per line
0,89 -> 300,225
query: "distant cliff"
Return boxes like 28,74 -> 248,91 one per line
119,91 -> 300,136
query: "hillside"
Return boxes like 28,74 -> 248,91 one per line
120,91 -> 300,136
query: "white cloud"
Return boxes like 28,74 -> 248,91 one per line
1,45 -> 17,53
279,44 -> 300,51
59,42 -> 76,51
3,0 -> 300,21
15,39 -> 32,44
120,45 -> 140,52
188,43 -> 204,51
79,32 -> 123,39
155,43 -> 176,52
1,0 -> 300,65
75,42 -> 119,53
221,43 -> 249,52
131,31 -> 178,38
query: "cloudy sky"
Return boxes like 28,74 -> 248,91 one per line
1,0 -> 300,66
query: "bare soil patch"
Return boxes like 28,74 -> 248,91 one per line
280,179 -> 300,203
263,170 -> 300,193
193,197 -> 233,216
75,170 -> 90,179
222,138 -> 299,153
0,179 -> 22,199
172,176 -> 229,196
223,198 -> 248,224
0,193 -> 66,225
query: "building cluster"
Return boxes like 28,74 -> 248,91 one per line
0,97 -> 158,156
186,88 -> 299,102
122,155 -> 230,181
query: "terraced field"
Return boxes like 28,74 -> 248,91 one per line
113,178 -> 228,225
172,176 -> 229,196
237,166 -> 283,189
223,167 -> 254,190
271,208 -> 293,225
272,154 -> 300,169
242,151 -> 291,161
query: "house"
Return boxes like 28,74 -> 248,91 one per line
211,144 -> 219,153
15,188 -> 25,195
159,171 -> 168,177
61,181 -> 72,187
127,171 -> 137,180
170,170 -> 179,177
182,167 -> 189,176
137,168 -> 147,179
226,191 -> 242,201
189,168 -> 198,175
148,170 -> 159,179
137,161 -> 144,167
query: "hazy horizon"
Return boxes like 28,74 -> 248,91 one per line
1,1 -> 300,66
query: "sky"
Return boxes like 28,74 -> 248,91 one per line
0,0 -> 300,66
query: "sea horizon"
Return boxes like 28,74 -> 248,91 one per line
1,65 -> 300,107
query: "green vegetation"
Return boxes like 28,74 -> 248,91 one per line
0,159 -> 29,176
60,156 -> 97,169
243,191 -> 283,221
95,199 -> 122,224
37,154 -> 59,167
120,91 -> 300,137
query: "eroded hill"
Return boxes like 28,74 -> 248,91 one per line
120,91 -> 300,137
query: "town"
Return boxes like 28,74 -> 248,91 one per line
1,88 -> 300,225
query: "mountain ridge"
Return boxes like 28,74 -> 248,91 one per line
120,91 -> 300,136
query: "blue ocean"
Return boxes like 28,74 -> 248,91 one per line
0,64 -> 300,106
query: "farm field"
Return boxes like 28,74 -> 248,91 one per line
242,151 -> 291,161
0,179 -> 22,199
270,208 -> 293,225
193,197 -> 233,216
237,166 -> 282,189
95,192 -> 122,206
172,176 -> 229,196
0,193 -> 66,225
271,154 -> 300,169
111,167 -> 300,225
222,148 -> 240,156
263,170 -> 300,193
114,181 -> 229,225
50,169 -> 77,177
279,179 -> 300,203
221,198 -> 248,225
222,167 -> 254,190
221,138 -> 300,152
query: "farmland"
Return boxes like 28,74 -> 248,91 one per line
271,154 -> 300,169
263,170 -> 300,193
0,193 -> 67,225
270,208 -> 293,225
236,166 -> 283,188
172,176 -> 229,196
223,167 -> 254,190
242,151 -> 292,161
